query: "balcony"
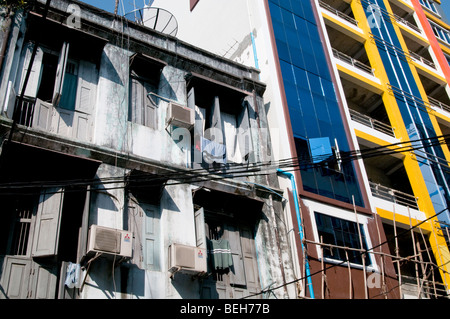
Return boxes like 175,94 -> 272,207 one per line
319,0 -> 358,27
332,48 -> 374,75
370,181 -> 419,210
409,50 -> 436,70
394,15 -> 422,34
349,109 -> 395,137
428,96 -> 450,113
13,95 -> 36,127
388,0 -> 422,34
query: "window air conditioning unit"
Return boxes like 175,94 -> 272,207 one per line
87,225 -> 132,258
166,102 -> 194,129
168,243 -> 207,275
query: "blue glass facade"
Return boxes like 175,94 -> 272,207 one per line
268,0 -> 364,206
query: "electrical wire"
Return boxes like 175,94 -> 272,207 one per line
0,132 -> 449,196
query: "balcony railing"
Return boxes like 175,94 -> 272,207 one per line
349,109 -> 395,137
13,95 -> 36,127
409,51 -> 436,69
319,0 -> 358,27
332,48 -> 374,75
369,181 -> 419,210
428,96 -> 450,113
392,14 -> 422,34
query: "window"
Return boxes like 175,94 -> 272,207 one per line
126,170 -> 165,271
430,21 -> 450,44
128,55 -> 163,129
419,0 -> 440,15
187,79 -> 253,168
314,212 -> 371,266
193,188 -> 262,299
128,200 -> 161,271
15,40 -> 98,142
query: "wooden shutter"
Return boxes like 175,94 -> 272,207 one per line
74,60 -> 97,141
75,60 -> 97,114
0,257 -> 31,299
52,42 -> 70,107
144,82 -> 157,129
32,99 -> 53,131
129,77 -> 144,125
194,207 -> 206,249
226,224 -> 247,286
141,203 -> 161,271
237,98 -> 253,162
29,262 -> 58,299
222,112 -> 241,163
18,42 -> 43,98
31,187 -> 64,257
189,87 -> 202,165
240,226 -> 259,290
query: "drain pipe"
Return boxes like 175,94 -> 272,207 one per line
277,168 -> 315,299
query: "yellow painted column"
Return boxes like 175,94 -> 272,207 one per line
350,0 -> 450,294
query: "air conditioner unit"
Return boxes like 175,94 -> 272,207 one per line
168,243 -> 207,275
87,225 -> 132,258
166,102 -> 194,129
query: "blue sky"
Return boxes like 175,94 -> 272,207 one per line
79,0 -> 450,23
79,0 -> 137,15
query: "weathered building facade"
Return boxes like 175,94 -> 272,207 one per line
0,0 -> 297,299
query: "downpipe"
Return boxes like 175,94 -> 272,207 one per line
277,168 -> 315,299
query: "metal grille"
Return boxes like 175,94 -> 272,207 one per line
11,203 -> 33,256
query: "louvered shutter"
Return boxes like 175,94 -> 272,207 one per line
31,188 -> 64,257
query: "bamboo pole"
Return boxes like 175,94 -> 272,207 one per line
320,235 -> 325,299
416,216 -> 438,298
407,208 -> 421,298
374,215 -> 387,298
429,220 -> 449,292
345,249 -> 352,299
393,206 -> 402,298
352,196 -> 368,299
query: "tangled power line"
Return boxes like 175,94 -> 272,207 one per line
0,132 -> 449,196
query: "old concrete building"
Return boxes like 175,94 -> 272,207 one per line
0,0 -> 297,299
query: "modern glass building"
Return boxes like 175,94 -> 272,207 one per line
151,0 -> 450,298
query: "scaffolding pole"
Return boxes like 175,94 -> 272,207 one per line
393,206 -> 402,298
353,196 -> 368,299
407,208 -> 421,298
375,214 -> 387,298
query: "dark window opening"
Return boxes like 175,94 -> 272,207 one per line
36,53 -> 58,103
315,212 -> 371,266
128,55 -> 163,128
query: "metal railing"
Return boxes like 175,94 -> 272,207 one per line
319,0 -> 358,26
392,14 -> 422,34
369,181 -> 419,210
349,109 -> 395,137
428,96 -> 450,113
409,50 -> 436,69
332,48 -> 374,75
14,95 -> 36,127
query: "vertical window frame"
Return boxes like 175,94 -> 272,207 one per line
307,201 -> 377,271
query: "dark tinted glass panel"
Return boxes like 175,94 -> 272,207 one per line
269,1 -> 364,206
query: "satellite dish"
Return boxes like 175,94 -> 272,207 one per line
124,6 -> 178,37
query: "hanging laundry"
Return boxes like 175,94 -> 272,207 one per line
208,238 -> 233,270
201,136 -> 227,164
65,262 -> 81,288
